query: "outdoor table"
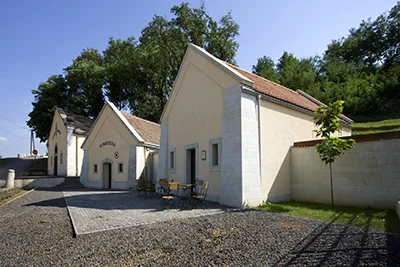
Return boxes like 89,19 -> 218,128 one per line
178,183 -> 195,207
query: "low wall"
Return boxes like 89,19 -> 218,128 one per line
291,132 -> 400,209
14,176 -> 65,189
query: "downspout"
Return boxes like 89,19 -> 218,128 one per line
257,94 -> 262,188
75,135 -> 79,176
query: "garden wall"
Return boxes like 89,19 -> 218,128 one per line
291,132 -> 400,209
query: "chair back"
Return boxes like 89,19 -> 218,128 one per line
202,182 -> 209,198
159,179 -> 168,187
168,182 -> 180,191
194,180 -> 204,194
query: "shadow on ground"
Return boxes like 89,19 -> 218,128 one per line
26,189 -> 227,212
270,212 -> 400,266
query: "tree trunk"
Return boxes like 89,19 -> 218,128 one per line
330,162 -> 334,209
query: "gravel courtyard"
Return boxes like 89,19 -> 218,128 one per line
1,189 -> 400,266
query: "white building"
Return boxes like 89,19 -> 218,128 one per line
80,101 -> 160,190
48,108 -> 94,177
157,44 -> 353,208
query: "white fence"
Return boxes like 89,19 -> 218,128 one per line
291,133 -> 400,209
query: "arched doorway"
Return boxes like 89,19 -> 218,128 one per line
102,162 -> 112,189
54,145 -> 58,176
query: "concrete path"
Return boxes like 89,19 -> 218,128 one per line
0,158 -> 35,181
63,189 -> 228,235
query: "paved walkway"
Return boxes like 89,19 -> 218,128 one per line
63,189 -> 227,235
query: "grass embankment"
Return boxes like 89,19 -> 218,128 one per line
0,188 -> 27,206
256,201 -> 400,233
352,118 -> 400,135
0,158 -> 18,168
23,158 -> 48,172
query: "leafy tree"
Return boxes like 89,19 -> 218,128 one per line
136,2 -> 240,121
252,56 -> 278,82
64,48 -> 105,118
314,100 -> 356,209
27,75 -> 69,142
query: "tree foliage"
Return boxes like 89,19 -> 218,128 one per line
27,2 -> 240,142
253,2 -> 400,118
314,100 -> 356,209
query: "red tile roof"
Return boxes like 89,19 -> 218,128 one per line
121,113 -> 160,145
226,63 -> 319,112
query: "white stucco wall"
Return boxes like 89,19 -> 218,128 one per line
291,138 -> 400,209
160,48 -> 239,203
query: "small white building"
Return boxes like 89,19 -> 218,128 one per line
157,44 -> 353,208
80,101 -> 160,190
48,108 -> 94,176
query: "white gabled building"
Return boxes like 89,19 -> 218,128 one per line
80,101 -> 160,190
48,108 -> 94,177
157,44 -> 353,208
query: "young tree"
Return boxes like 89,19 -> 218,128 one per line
314,100 -> 356,209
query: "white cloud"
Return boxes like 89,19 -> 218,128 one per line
0,136 -> 8,142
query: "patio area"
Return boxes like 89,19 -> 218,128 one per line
63,189 -> 228,235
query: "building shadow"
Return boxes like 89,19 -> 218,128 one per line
270,211 -> 400,266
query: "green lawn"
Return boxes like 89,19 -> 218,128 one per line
0,188 -> 27,206
23,158 -> 48,172
352,118 -> 400,135
256,201 -> 400,233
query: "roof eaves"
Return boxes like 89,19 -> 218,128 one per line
297,90 -> 354,125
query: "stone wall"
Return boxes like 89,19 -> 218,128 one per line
291,133 -> 400,209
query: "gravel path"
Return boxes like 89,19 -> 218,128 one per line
1,189 -> 400,266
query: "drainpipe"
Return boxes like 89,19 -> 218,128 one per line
257,94 -> 262,188
75,135 -> 79,176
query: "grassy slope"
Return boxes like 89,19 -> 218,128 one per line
0,188 -> 27,206
256,201 -> 400,233
352,118 -> 400,135
23,158 -> 48,172
0,158 -> 18,168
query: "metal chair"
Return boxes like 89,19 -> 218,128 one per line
191,181 -> 209,208
144,180 -> 156,197
161,182 -> 180,208
157,178 -> 169,195
136,179 -> 146,197
190,180 -> 204,197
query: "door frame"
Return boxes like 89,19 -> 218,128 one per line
54,144 -> 58,176
101,158 -> 113,189
184,143 -> 198,184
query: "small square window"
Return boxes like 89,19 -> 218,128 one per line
94,164 -> 98,173
118,163 -> 123,173
209,138 -> 221,172
212,143 -> 218,166
170,151 -> 175,169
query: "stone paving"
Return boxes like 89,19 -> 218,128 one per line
63,189 -> 228,235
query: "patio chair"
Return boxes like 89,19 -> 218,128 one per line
144,180 -> 156,197
190,180 -> 204,197
136,179 -> 146,197
161,182 -> 180,208
191,181 -> 209,208
157,178 -> 169,195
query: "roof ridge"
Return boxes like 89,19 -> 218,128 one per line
121,112 -> 160,126
225,62 -> 299,95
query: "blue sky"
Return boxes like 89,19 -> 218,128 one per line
0,0 -> 397,157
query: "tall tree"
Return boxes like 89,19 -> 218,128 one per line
252,56 -> 278,82
27,75 -> 69,142
135,2 -> 240,121
64,48 -> 105,118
